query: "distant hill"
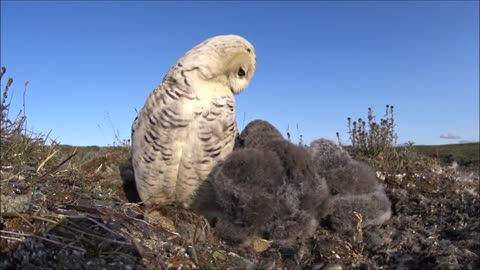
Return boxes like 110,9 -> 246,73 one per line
410,142 -> 479,168
58,142 -> 479,171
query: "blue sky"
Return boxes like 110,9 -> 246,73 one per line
1,1 -> 478,146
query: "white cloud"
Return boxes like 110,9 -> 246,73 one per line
440,132 -> 461,139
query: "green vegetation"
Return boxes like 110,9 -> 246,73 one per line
338,105 -> 398,159
411,142 -> 479,168
0,65 -> 130,210
338,105 -> 479,179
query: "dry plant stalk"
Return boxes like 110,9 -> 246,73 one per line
353,211 -> 363,244
340,105 -> 398,159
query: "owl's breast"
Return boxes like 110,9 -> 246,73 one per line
181,93 -> 235,163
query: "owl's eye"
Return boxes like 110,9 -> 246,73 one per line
237,67 -> 246,77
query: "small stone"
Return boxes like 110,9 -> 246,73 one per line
146,210 -> 176,232
252,238 -> 271,253
0,170 -> 14,180
1,194 -> 32,213
323,264 -> 343,270
376,171 -> 386,181
395,173 -> 406,181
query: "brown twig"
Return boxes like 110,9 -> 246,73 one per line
31,214 -> 64,225
28,151 -> 78,187
63,218 -> 133,246
86,216 -> 123,238
0,236 -> 24,242
0,229 -> 86,252
12,210 -> 35,228
8,214 -> 134,246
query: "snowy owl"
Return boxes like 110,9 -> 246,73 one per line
131,35 -> 256,208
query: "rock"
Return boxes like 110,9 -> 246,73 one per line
1,194 -> 32,213
0,170 -> 14,180
323,264 -> 343,270
145,209 -> 176,232
252,238 -> 271,253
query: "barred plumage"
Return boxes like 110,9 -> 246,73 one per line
131,35 -> 256,208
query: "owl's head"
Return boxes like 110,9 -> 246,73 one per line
176,35 -> 257,94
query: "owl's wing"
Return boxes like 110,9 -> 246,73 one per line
174,93 -> 238,207
131,75 -> 198,206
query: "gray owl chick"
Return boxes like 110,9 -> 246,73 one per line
209,120 -> 330,246
308,139 -> 392,232
131,35 -> 256,208
236,119 -> 284,148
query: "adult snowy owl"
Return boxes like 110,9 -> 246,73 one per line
131,35 -> 256,209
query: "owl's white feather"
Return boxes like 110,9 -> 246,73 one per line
131,35 -> 256,208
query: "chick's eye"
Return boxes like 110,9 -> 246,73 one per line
237,67 -> 246,77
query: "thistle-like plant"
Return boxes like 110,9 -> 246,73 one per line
341,105 -> 398,159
